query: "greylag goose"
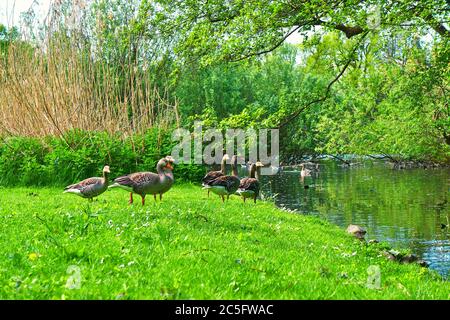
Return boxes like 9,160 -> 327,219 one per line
202,154 -> 229,197
63,165 -> 110,201
203,155 -> 240,202
300,164 -> 312,177
236,161 -> 264,203
109,156 -> 175,205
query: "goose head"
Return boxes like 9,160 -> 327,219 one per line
156,156 -> 175,173
163,156 -> 175,171
102,165 -> 110,178
102,165 -> 110,181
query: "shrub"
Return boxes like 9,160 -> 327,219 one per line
0,129 -> 205,186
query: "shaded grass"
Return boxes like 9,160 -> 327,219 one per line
0,184 -> 448,299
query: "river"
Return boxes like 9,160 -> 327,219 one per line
258,160 -> 449,277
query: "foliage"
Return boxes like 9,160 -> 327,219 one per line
0,24 -> 19,56
144,0 -> 449,64
180,35 -> 449,162
0,130 -> 204,186
314,33 -> 450,162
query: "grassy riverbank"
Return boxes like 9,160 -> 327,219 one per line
0,184 -> 448,299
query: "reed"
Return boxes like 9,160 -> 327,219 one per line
0,31 -> 177,138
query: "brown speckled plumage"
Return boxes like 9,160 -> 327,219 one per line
202,154 -> 229,197
209,175 -> 240,193
110,156 -> 175,205
203,155 -> 240,202
64,166 -> 110,200
236,162 -> 263,203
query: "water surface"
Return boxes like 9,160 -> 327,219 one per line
259,161 -> 450,277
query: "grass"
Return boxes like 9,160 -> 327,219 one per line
0,184 -> 448,299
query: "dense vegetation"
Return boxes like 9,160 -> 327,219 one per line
0,0 -> 448,166
0,185 -> 448,299
0,130 -> 205,186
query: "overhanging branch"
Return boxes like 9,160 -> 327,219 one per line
424,14 -> 450,37
277,31 -> 369,129
334,24 -> 364,38
229,25 -> 302,62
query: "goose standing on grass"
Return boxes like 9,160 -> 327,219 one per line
109,156 -> 175,205
202,154 -> 229,197
203,155 -> 240,202
236,162 -> 264,203
64,165 -> 110,201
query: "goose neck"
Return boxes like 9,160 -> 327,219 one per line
249,164 -> 257,178
103,171 -> 109,183
220,156 -> 227,174
255,166 -> 261,181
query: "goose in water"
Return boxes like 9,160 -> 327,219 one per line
202,155 -> 240,202
300,164 -> 312,177
236,162 -> 264,203
64,165 -> 110,201
109,156 -> 175,205
202,154 -> 228,197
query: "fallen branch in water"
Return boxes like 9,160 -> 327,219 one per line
329,155 -> 352,166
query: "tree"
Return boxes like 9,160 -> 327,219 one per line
140,0 -> 449,128
143,0 -> 449,63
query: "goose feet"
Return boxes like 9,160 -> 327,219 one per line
129,193 -> 133,205
152,193 -> 163,203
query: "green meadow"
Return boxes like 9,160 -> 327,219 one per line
0,184 -> 448,299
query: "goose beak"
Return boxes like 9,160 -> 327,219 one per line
165,163 -> 174,170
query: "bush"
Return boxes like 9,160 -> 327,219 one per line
0,129 -> 205,186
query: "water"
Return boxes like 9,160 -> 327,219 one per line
258,161 -> 450,277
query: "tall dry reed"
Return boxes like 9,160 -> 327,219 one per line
0,36 -> 178,138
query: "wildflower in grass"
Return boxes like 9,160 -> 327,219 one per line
28,253 -> 39,261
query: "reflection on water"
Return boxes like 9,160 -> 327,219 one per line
259,161 -> 450,277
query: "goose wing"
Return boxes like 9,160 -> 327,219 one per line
202,171 -> 224,185
114,172 -> 159,188
210,175 -> 240,193
65,177 -> 102,191
239,177 -> 260,193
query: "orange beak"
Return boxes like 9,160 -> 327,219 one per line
165,163 -> 174,170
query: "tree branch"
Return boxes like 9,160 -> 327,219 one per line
333,24 -> 364,38
277,31 -> 369,128
329,154 -> 352,165
423,14 -> 450,37
229,25 -> 302,62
